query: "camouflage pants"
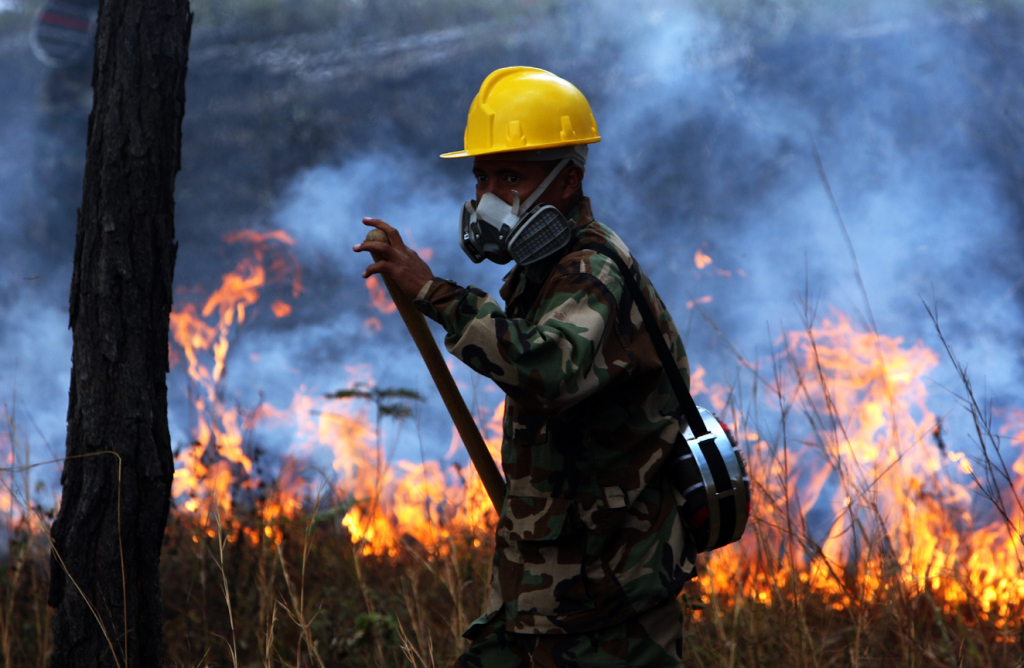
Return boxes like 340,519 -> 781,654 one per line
453,597 -> 684,668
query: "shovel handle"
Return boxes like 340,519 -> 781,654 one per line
364,228 -> 506,511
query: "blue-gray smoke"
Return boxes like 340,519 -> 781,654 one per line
0,0 -> 1021,518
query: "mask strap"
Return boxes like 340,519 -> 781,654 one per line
512,157 -> 572,216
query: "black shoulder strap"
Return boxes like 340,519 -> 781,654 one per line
582,242 -> 710,438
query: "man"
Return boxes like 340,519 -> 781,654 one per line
354,66 -> 696,667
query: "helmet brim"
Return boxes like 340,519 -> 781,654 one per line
439,137 -> 601,160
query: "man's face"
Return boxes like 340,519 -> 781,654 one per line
472,157 -> 556,208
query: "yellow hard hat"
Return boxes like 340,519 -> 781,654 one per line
441,66 -> 601,159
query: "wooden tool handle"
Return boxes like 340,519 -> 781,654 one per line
365,228 -> 506,511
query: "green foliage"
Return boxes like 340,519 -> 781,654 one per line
333,612 -> 400,660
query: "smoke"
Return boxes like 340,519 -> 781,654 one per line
0,30 -> 75,514
268,1 -> 1024,461
1,0 -> 1022,506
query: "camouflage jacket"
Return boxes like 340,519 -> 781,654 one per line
414,198 -> 696,635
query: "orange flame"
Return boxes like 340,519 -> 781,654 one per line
366,275 -> 396,314
694,311 -> 1022,624
0,430 -> 15,520
279,385 -> 502,557
170,230 -> 303,533
169,234 -> 499,554
271,300 -> 292,318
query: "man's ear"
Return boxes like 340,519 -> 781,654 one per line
561,164 -> 584,198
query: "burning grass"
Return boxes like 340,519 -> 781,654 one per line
2,231 -> 1022,666
2,330 -> 1021,668
2,412 -> 1021,668
157,294 -> 1023,666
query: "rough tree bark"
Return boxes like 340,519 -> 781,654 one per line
47,0 -> 192,666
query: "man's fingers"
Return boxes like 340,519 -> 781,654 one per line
361,217 -> 405,249
355,217 -> 431,299
360,259 -> 390,279
353,240 -> 397,259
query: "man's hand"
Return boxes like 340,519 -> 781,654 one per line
352,218 -> 435,300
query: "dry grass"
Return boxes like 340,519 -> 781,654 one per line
1,473 -> 1021,667
2,479 -> 1019,667
154,503 -> 494,667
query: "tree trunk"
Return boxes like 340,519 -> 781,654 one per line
48,0 -> 192,665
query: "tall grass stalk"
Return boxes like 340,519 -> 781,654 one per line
211,512 -> 239,668
0,405 -> 32,668
274,492 -> 327,668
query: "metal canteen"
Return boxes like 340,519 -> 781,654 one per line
670,407 -> 750,553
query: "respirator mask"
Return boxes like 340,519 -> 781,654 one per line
460,147 -> 586,266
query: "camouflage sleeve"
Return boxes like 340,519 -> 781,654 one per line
413,267 -> 627,411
